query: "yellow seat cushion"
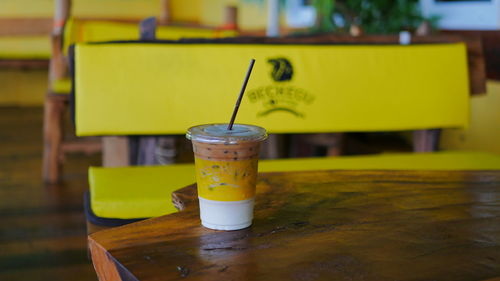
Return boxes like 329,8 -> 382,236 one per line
89,151 -> 500,219
50,77 -> 72,94
89,164 -> 194,219
0,36 -> 51,59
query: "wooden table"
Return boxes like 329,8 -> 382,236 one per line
88,170 -> 500,281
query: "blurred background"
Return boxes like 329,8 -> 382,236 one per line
0,0 -> 499,280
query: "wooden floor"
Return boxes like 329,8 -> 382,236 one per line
0,107 -> 100,280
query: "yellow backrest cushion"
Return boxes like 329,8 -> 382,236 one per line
64,19 -> 236,54
75,42 -> 470,136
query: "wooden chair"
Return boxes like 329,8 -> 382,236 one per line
0,6 -> 52,109
71,37 -> 499,233
0,2 -> 53,67
42,0 -> 239,183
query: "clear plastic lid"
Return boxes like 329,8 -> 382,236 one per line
186,123 -> 267,144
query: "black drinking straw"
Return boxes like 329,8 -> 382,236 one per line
227,59 -> 256,130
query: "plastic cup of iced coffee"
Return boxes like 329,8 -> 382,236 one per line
186,123 -> 267,230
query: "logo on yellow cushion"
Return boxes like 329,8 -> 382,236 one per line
268,58 -> 293,82
247,57 -> 314,118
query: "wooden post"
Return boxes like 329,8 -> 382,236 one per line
102,137 -> 130,167
43,0 -> 71,184
49,33 -> 67,85
159,0 -> 171,25
42,95 -> 66,183
49,0 -> 71,83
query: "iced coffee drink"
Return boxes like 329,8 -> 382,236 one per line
187,124 -> 267,230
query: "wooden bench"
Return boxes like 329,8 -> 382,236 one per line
42,0 -> 238,183
70,38 -> 498,233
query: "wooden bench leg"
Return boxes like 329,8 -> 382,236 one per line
42,94 -> 66,183
291,133 -> 344,157
102,136 -> 130,167
413,129 -> 441,152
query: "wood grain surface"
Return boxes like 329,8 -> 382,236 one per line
89,170 -> 500,281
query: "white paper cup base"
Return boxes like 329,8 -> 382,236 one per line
198,197 -> 254,231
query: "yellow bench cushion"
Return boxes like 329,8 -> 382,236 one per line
75,43 -> 470,136
89,151 -> 500,219
0,36 -> 50,59
51,77 -> 72,94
